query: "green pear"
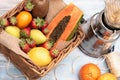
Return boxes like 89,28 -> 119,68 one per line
30,29 -> 47,45
5,26 -> 20,38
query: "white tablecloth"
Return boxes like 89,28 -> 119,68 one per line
0,0 -> 120,80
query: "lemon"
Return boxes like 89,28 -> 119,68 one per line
30,29 -> 47,45
97,73 -> 117,80
5,26 -> 20,38
28,47 -> 52,67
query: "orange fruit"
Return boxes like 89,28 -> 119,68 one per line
28,47 -> 52,67
16,11 -> 32,28
97,73 -> 117,80
79,63 -> 101,80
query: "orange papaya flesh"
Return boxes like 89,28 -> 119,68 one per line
61,6 -> 83,41
46,3 -> 83,50
49,15 -> 71,43
52,6 -> 83,50
46,3 -> 75,38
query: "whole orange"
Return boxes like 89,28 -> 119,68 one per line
16,11 -> 32,28
97,73 -> 117,80
79,63 -> 101,80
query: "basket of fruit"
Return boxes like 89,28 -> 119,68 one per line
0,0 -> 85,79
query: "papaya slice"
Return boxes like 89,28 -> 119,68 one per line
46,3 -> 76,38
60,5 -> 83,41
46,3 -> 83,50
49,15 -> 71,43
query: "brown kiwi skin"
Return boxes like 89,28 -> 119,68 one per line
31,0 -> 49,18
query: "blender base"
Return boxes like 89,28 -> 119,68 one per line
78,45 -> 102,58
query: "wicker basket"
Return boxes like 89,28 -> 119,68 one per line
0,0 -> 85,79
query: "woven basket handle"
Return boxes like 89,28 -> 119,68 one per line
0,30 -> 30,60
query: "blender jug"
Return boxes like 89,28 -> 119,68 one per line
79,10 -> 120,58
